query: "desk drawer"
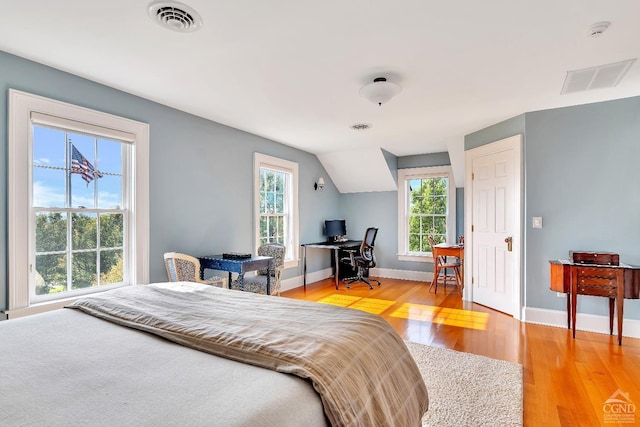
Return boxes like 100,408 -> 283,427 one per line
577,267 -> 617,278
577,284 -> 617,297
577,276 -> 617,287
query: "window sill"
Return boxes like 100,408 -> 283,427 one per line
397,253 -> 434,263
3,296 -> 78,319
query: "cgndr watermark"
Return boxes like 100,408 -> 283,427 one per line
603,389 -> 636,424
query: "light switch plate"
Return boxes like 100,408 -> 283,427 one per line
532,216 -> 543,229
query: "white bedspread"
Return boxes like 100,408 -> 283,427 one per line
67,282 -> 429,426
0,305 -> 327,426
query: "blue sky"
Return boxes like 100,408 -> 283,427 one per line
32,126 -> 123,209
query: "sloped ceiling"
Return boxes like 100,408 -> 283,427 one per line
317,148 -> 397,193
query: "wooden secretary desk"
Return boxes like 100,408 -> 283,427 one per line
549,251 -> 640,345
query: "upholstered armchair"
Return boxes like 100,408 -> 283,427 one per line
163,252 -> 227,288
230,244 -> 286,295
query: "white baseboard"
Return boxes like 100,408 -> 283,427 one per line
281,268 -> 433,292
369,267 -> 433,282
280,268 -> 333,292
523,307 -> 640,339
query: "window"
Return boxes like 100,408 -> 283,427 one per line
7,90 -> 149,317
254,153 -> 298,268
397,166 -> 456,261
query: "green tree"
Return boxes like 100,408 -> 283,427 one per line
408,177 -> 448,252
35,211 -> 124,294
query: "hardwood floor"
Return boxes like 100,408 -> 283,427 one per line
282,277 -> 640,426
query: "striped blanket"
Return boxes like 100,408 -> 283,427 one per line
67,282 -> 428,426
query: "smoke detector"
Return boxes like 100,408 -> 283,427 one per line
587,21 -> 610,38
148,1 -> 203,32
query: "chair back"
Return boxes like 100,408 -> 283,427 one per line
164,252 -> 201,282
428,236 -> 459,267
360,227 -> 378,267
257,243 -> 286,276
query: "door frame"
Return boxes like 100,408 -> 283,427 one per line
463,134 -> 523,320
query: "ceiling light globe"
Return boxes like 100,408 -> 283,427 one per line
360,77 -> 402,106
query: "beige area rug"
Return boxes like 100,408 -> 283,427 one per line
405,341 -> 523,427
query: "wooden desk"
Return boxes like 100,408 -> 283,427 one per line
433,243 -> 464,292
199,255 -> 272,294
301,240 -> 362,290
549,258 -> 640,345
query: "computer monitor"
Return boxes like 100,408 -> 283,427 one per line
324,219 -> 347,241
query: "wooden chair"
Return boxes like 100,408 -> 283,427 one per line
427,236 -> 461,294
230,243 -> 286,295
163,252 -> 227,288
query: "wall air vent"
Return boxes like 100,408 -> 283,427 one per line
148,1 -> 203,33
561,59 -> 636,94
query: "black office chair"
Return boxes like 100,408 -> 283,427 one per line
341,227 -> 381,289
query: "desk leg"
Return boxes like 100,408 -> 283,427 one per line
566,294 -> 571,329
616,270 -> 624,346
334,249 -> 339,290
571,268 -> 578,339
266,260 -> 271,295
609,298 -> 614,335
303,246 -> 307,290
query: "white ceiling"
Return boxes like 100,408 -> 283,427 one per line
2,1 -> 639,160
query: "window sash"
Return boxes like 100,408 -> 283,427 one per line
254,153 -> 299,268
7,89 -> 149,317
397,166 -> 455,261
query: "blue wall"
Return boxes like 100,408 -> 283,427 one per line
340,151 -> 463,274
466,100 -> 640,320
0,50 -> 341,311
525,97 -> 640,319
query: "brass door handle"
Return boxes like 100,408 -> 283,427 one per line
505,236 -> 513,252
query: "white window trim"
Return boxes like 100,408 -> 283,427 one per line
6,89 -> 149,318
253,152 -> 299,269
397,165 -> 456,262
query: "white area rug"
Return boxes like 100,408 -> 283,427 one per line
405,341 -> 523,427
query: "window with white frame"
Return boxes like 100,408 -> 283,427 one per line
397,166 -> 456,261
7,90 -> 149,317
254,153 -> 299,268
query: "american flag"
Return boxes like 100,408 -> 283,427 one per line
71,144 -> 103,185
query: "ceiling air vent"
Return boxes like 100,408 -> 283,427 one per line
351,123 -> 372,131
148,1 -> 203,33
561,59 -> 636,94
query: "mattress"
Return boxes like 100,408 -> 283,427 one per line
0,308 -> 328,426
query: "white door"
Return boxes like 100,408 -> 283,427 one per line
465,135 -> 521,317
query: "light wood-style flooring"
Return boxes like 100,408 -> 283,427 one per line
282,277 -> 640,427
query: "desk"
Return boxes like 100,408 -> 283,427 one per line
433,243 -> 464,292
199,255 -> 272,294
549,258 -> 640,345
301,240 -> 362,290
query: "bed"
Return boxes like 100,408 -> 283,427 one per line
0,282 -> 428,426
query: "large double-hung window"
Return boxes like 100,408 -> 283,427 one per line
7,90 -> 149,318
32,123 -> 125,296
397,166 -> 456,261
253,153 -> 299,268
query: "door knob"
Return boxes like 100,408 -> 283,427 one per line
505,236 -> 513,252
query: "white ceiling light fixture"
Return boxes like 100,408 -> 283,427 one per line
148,1 -> 203,33
359,77 -> 402,106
